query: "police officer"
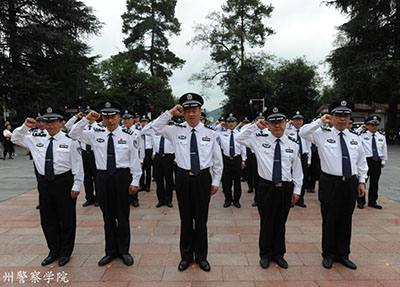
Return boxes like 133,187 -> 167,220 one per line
69,101 -> 142,267
122,110 -> 142,208
152,93 -> 223,272
216,113 -> 246,208
286,111 -> 311,208
237,106 -> 302,270
140,119 -> 175,208
139,115 -> 153,192
300,100 -> 368,270
12,107 -> 83,267
356,115 -> 387,209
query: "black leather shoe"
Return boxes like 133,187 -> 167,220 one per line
309,189 -> 315,193
233,201 -> 241,208
273,257 -> 288,269
197,260 -> 211,272
41,255 -> 58,266
322,257 -> 333,269
252,201 -> 257,207
259,258 -> 270,269
357,202 -> 364,209
248,189 -> 253,193
368,203 -> 382,209
58,256 -> 70,267
121,254 -> 134,266
98,255 -> 114,266
336,257 -> 357,270
156,202 -> 164,208
295,202 -> 307,208
223,201 -> 231,208
166,202 -> 173,208
36,205 -> 40,209
94,201 -> 100,206
145,187 -> 150,192
82,200 -> 94,207
178,260 -> 190,271
132,201 -> 139,208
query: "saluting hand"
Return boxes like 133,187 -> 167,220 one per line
76,112 -> 84,119
256,119 -> 268,130
321,114 -> 332,125
71,190 -> 80,199
169,105 -> 184,116
86,111 -> 100,121
129,185 -> 139,195
24,118 -> 37,128
210,185 -> 218,195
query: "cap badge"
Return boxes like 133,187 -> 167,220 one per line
296,111 -> 300,115
105,102 -> 111,108
273,107 -> 278,113
125,110 -> 128,114
373,116 -> 377,120
229,113 -> 233,117
341,100 -> 347,106
86,106 -> 90,110
46,107 -> 53,113
187,94 -> 193,100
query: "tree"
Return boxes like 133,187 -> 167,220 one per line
122,0 -> 185,80
189,0 -> 274,90
325,0 -> 400,129
0,0 -> 101,122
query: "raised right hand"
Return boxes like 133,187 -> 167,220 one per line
86,111 -> 100,121
256,119 -> 268,130
24,118 -> 37,128
321,114 -> 332,125
169,105 -> 184,116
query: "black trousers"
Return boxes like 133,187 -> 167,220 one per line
97,169 -> 131,256
257,178 -> 293,259
38,171 -> 77,258
176,167 -> 211,262
306,149 -> 321,190
357,157 -> 382,205
82,150 -> 98,202
246,150 -> 260,202
319,172 -> 357,259
298,153 -> 309,203
153,153 -> 175,204
140,149 -> 153,188
3,139 -> 13,158
222,155 -> 242,202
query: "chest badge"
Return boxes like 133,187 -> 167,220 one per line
202,136 -> 211,142
59,143 -> 69,149
96,138 -> 105,143
262,143 -> 271,148
118,138 -> 127,144
178,135 -> 187,140
285,147 -> 294,153
350,139 -> 358,145
327,139 -> 336,143
36,143 -> 44,147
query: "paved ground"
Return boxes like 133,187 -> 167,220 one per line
0,145 -> 399,286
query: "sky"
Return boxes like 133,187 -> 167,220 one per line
82,0 -> 347,111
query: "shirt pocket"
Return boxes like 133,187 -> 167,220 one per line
348,144 -> 359,159
115,144 -> 130,157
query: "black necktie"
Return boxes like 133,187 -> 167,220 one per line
372,134 -> 379,161
159,136 -> 165,156
107,133 -> 117,175
45,137 -> 55,180
297,129 -> 303,155
190,129 -> 200,176
339,132 -> 352,179
229,130 -> 235,157
272,138 -> 282,184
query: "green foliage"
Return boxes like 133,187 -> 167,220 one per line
122,0 -> 185,80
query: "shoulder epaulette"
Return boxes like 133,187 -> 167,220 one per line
205,125 -> 215,131
97,123 -> 105,128
255,132 -> 268,137
349,129 -> 359,135
122,128 -> 134,135
320,125 -> 331,132
288,136 -> 298,143
175,123 -> 186,128
29,127 -> 38,132
93,127 -> 106,132
360,129 -> 367,134
32,131 -> 47,137
379,131 -> 385,135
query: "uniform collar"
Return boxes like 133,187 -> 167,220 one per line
270,133 -> 285,143
107,126 -> 121,136
187,122 -> 202,132
367,130 -> 376,135
332,126 -> 348,137
49,131 -> 63,140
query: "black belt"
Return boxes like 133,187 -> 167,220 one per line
38,170 -> 72,181
260,177 -> 292,188
177,167 -> 210,176
156,153 -> 174,157
223,154 -> 241,160
321,171 -> 357,182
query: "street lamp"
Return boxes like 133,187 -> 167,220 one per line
249,98 -> 267,112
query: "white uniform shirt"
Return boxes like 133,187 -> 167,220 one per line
152,111 -> 223,186
69,118 -> 142,186
236,123 -> 303,195
358,130 -> 388,165
285,124 -> 312,164
12,125 -> 84,191
140,122 -> 175,155
299,119 -> 368,183
216,128 -> 246,160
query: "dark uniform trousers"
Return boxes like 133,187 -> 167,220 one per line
153,153 -> 175,204
176,167 -> 211,262
319,172 -> 358,259
222,155 -> 242,202
257,178 -> 293,259
38,171 -> 77,258
140,149 -> 153,189
306,149 -> 320,191
82,150 -> 98,202
298,153 -> 309,203
357,157 -> 382,205
97,169 -> 131,256
246,149 -> 260,202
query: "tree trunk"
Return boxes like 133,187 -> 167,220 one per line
240,6 -> 244,67
150,0 -> 155,76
